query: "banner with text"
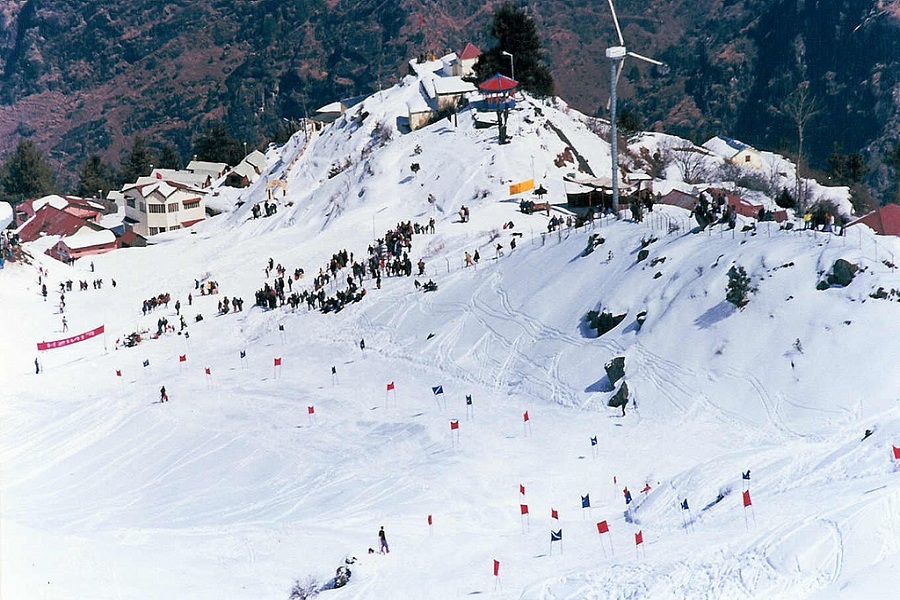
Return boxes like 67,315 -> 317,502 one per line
37,325 -> 105,351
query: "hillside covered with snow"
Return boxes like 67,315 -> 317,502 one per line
2,77 -> 900,599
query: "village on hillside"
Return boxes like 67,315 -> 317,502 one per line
4,40 -> 899,273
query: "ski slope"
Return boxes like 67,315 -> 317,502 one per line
2,80 -> 900,599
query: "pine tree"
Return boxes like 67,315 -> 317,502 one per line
473,3 -> 554,97
726,265 -> 752,308
193,121 -> 243,165
0,140 -> 57,206
120,135 -> 156,184
76,155 -> 118,199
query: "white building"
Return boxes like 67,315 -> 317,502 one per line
702,136 -> 762,169
120,177 -> 208,237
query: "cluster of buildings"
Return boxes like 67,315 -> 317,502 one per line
7,150 -> 268,264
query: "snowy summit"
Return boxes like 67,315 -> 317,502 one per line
2,72 -> 900,600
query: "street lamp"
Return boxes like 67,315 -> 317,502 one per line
501,51 -> 514,81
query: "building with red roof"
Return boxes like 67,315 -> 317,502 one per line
847,203 -> 900,236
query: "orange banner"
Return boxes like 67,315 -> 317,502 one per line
508,178 -> 534,195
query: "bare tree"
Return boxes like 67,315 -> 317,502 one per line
781,81 -> 821,214
671,147 -> 710,184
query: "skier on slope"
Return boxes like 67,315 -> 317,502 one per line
160,386 -> 169,402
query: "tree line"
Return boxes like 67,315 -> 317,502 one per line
0,120 -> 253,207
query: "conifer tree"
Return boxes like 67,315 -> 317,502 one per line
76,155 -> 118,199
0,140 -> 57,206
474,3 -> 554,97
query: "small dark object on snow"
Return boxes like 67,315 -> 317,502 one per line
862,428 -> 874,441
333,565 -> 351,588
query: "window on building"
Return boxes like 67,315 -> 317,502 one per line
168,203 -> 179,212
139,202 -> 146,212
126,198 -> 135,208
149,203 -> 165,213
169,225 -> 181,231
183,200 -> 201,210
744,155 -> 751,163
149,227 -> 159,235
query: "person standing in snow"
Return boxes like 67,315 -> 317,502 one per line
378,526 -> 389,554
359,338 -> 366,352
160,386 -> 169,402
62,316 -> 68,332
35,357 -> 40,374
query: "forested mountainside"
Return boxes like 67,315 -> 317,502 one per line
0,0 -> 898,196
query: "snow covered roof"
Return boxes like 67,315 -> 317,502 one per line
0,201 -> 12,230
244,149 -> 267,171
33,195 -> 70,212
702,135 -> 756,159
186,160 -> 229,178
149,169 -> 211,188
316,101 -> 344,114
230,162 -> 257,180
60,226 -> 116,250
407,92 -> 432,114
432,77 -> 477,96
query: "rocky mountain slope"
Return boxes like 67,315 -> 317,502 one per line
0,0 -> 898,195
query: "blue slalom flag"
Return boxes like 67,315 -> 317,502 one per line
184,331 -> 190,339
142,359 -> 150,368
742,470 -> 751,481
550,529 -> 563,542
581,494 -> 590,509
590,436 -> 598,446
681,498 -> 689,511
432,385 -> 444,395
240,350 -> 246,359
466,394 -> 472,405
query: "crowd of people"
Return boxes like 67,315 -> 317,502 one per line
253,217 -> 438,315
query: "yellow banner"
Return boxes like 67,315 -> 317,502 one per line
508,179 -> 535,195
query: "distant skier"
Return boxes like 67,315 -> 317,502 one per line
34,357 -> 40,374
359,338 -> 366,352
62,316 -> 68,332
160,386 -> 169,402
378,526 -> 389,554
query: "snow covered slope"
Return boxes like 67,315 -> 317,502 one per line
2,81 -> 900,599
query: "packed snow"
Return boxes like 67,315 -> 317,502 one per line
3,79 -> 900,600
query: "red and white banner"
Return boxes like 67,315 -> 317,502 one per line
37,325 -> 105,351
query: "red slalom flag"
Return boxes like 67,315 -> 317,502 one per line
427,514 -> 433,526
179,354 -> 187,362
551,508 -> 559,520
205,367 -> 211,375
893,445 -> 900,460
493,559 -> 500,577
450,419 -> 459,430
115,369 -> 122,377
523,410 -> 530,422
308,406 -> 315,415
743,490 -> 752,507
597,520 -> 609,534
386,381 -> 395,391
519,484 -> 525,496
635,530 -> 643,545
274,357 -> 282,366
520,503 -> 529,515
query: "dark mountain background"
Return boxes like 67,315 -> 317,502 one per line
0,0 -> 898,199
